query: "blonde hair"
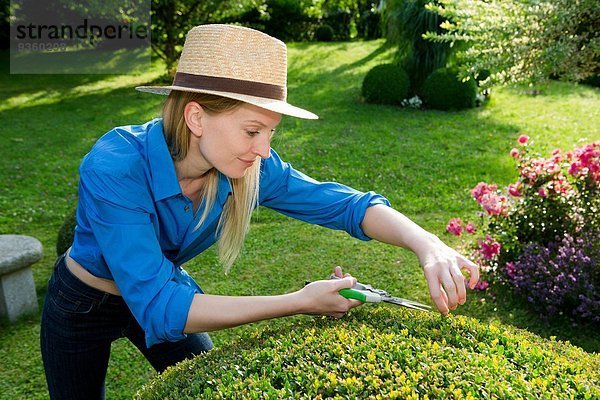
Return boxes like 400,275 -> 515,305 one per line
162,91 -> 261,272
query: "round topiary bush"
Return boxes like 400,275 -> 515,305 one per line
362,64 -> 410,106
314,24 -> 334,42
135,307 -> 599,399
582,74 -> 600,88
56,207 -> 76,256
421,68 -> 478,111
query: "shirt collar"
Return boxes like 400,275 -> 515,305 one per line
147,119 -> 182,201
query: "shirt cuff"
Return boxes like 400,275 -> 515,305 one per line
351,193 -> 391,241
145,281 -> 198,348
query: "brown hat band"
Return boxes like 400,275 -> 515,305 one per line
173,72 -> 286,101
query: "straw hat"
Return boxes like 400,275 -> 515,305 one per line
136,24 -> 318,120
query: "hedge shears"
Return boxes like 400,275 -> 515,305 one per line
308,275 -> 432,312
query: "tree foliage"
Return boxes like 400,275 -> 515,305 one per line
425,0 -> 600,88
150,0 -> 254,76
381,0 -> 452,91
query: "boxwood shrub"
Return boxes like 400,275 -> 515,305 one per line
314,24 -> 334,42
361,64 -> 410,106
421,68 -> 478,111
136,307 -> 599,399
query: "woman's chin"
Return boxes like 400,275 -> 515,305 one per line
219,167 -> 250,180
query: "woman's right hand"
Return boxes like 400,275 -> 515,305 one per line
185,268 -> 362,334
298,275 -> 363,318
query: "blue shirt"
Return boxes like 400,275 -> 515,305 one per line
70,118 -> 390,347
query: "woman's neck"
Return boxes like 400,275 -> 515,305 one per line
175,154 -> 213,212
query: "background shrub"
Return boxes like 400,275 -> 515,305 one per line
582,74 -> 600,88
421,67 -> 477,111
314,24 -> 335,42
449,139 -> 600,323
56,207 -> 76,256
382,0 -> 452,92
136,307 -> 600,399
356,3 -> 381,39
262,0 -> 313,41
361,64 -> 410,105
321,10 -> 353,41
508,231 -> 600,322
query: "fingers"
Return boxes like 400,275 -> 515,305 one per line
302,277 -> 361,318
333,275 -> 357,290
333,266 -> 343,278
460,259 -> 480,289
441,268 -> 460,310
424,267 -> 449,315
450,266 -> 467,305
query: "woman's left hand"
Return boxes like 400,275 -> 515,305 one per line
416,237 -> 479,315
361,204 -> 480,315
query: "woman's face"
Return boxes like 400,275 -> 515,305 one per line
194,102 -> 282,179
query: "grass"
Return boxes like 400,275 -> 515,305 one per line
0,40 -> 599,399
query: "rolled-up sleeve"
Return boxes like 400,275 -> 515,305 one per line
259,150 -> 390,240
79,166 -> 196,347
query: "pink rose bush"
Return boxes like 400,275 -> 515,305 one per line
447,137 -> 600,322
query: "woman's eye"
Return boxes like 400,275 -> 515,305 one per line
246,130 -> 260,137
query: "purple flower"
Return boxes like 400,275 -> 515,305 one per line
505,231 -> 599,322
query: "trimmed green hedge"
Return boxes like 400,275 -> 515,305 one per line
314,25 -> 334,42
136,307 -> 600,399
421,68 -> 477,111
361,64 -> 410,106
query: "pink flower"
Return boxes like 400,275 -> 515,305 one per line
508,183 -> 521,197
465,221 -> 477,234
545,161 -> 560,174
505,262 -> 516,279
520,157 -> 559,183
510,148 -> 520,158
446,218 -> 463,236
480,193 -> 508,216
471,182 -> 498,203
518,134 -> 529,145
473,280 -> 489,291
538,187 -> 547,198
568,162 -> 581,176
479,235 -> 501,259
549,175 -> 572,196
551,149 -> 562,163
568,142 -> 600,182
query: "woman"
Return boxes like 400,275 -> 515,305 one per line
41,24 -> 479,399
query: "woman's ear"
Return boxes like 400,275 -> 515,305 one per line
183,101 -> 204,138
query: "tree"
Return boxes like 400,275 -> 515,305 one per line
425,0 -> 600,89
151,0 -> 253,77
381,0 -> 452,92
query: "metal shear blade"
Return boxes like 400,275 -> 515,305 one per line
330,275 -> 431,312
382,296 -> 431,312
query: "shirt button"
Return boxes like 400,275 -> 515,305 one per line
184,205 -> 190,212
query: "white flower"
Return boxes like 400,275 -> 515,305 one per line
401,95 -> 423,109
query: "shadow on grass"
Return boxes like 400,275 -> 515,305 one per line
1,50 -> 110,98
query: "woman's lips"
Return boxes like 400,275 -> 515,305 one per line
238,158 -> 255,166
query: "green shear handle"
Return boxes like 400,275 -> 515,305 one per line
339,288 -> 382,303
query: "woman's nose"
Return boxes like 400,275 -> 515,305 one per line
253,134 -> 271,159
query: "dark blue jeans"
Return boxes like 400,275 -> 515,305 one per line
40,254 -> 213,400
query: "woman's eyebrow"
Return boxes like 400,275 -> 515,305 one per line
244,120 -> 268,127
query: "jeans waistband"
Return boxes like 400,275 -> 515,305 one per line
54,253 -> 123,304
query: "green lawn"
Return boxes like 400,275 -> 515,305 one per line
0,40 -> 598,399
